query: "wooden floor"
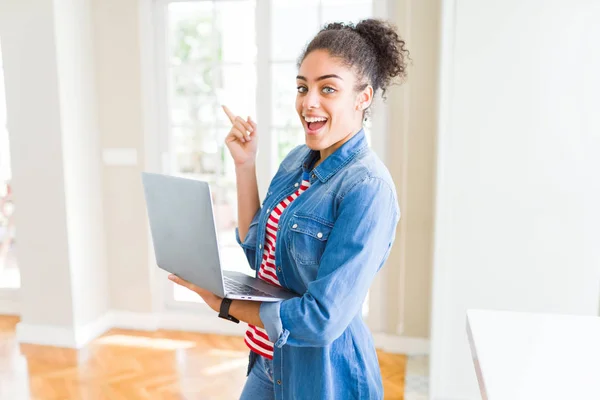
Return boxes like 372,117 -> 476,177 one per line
0,316 -> 406,399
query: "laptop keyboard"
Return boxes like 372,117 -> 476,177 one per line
224,277 -> 274,298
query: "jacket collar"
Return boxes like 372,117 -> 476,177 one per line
301,128 -> 368,183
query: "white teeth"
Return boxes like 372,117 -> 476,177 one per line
304,116 -> 327,123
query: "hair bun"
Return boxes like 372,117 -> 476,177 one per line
354,19 -> 409,96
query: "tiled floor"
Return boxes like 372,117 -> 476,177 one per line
404,355 -> 429,400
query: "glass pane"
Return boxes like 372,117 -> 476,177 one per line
216,1 -> 257,63
275,127 -> 305,164
272,63 -> 300,128
168,2 -> 216,64
0,42 -> 18,289
169,65 -> 217,128
170,64 -> 213,98
169,63 -> 256,130
167,2 -> 258,303
271,0 -> 320,62
215,64 -> 257,126
322,0 -> 372,25
169,0 -> 257,64
171,125 -> 219,176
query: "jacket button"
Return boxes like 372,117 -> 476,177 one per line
292,224 -> 298,229
259,244 -> 262,249
294,183 -> 299,187
311,173 -> 316,179
277,267 -> 282,272
266,208 -> 270,213
277,380 -> 282,385
317,232 -> 323,239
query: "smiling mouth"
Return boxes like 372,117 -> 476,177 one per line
303,117 -> 328,133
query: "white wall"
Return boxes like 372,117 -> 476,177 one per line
388,0 -> 440,338
0,0 -> 108,345
0,0 -> 75,328
93,0 -> 154,313
54,0 -> 108,329
0,43 -> 12,182
430,1 -> 600,399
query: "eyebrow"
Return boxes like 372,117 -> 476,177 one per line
296,74 -> 343,82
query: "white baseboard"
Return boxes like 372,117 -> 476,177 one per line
107,310 -> 159,331
74,312 -> 113,348
17,313 -> 113,349
13,309 -> 429,355
14,311 -> 157,349
16,322 -> 78,348
373,333 -> 430,355
157,311 -> 246,337
105,310 -> 245,335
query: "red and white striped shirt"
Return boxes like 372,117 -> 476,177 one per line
244,174 -> 311,359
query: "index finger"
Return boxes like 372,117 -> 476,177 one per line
221,105 -> 236,124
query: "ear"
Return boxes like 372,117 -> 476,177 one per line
355,85 -> 374,111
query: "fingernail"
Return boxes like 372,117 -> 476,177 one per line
168,274 -> 175,280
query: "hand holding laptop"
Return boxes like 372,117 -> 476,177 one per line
168,273 -> 222,312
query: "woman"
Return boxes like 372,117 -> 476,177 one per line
170,18 -> 409,399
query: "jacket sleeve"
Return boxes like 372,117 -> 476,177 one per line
235,208 -> 261,271
259,176 -> 400,347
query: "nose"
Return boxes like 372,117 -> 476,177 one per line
302,89 -> 320,110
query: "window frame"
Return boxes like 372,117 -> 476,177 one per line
146,0 -> 391,331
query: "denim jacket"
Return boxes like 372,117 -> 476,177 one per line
235,128 -> 400,400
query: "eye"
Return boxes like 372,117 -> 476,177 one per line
297,86 -> 307,94
322,86 -> 336,94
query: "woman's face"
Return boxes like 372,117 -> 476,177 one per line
296,49 -> 372,154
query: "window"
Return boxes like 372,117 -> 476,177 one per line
0,39 -> 18,289
163,0 -> 259,304
271,0 -> 373,161
155,0 -> 375,310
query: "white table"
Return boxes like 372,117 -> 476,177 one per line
467,309 -> 600,400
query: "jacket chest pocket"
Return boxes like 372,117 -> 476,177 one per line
287,214 -> 333,265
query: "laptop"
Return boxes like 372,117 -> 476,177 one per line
141,172 -> 297,302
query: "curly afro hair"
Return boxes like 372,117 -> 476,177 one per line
298,19 -> 410,101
